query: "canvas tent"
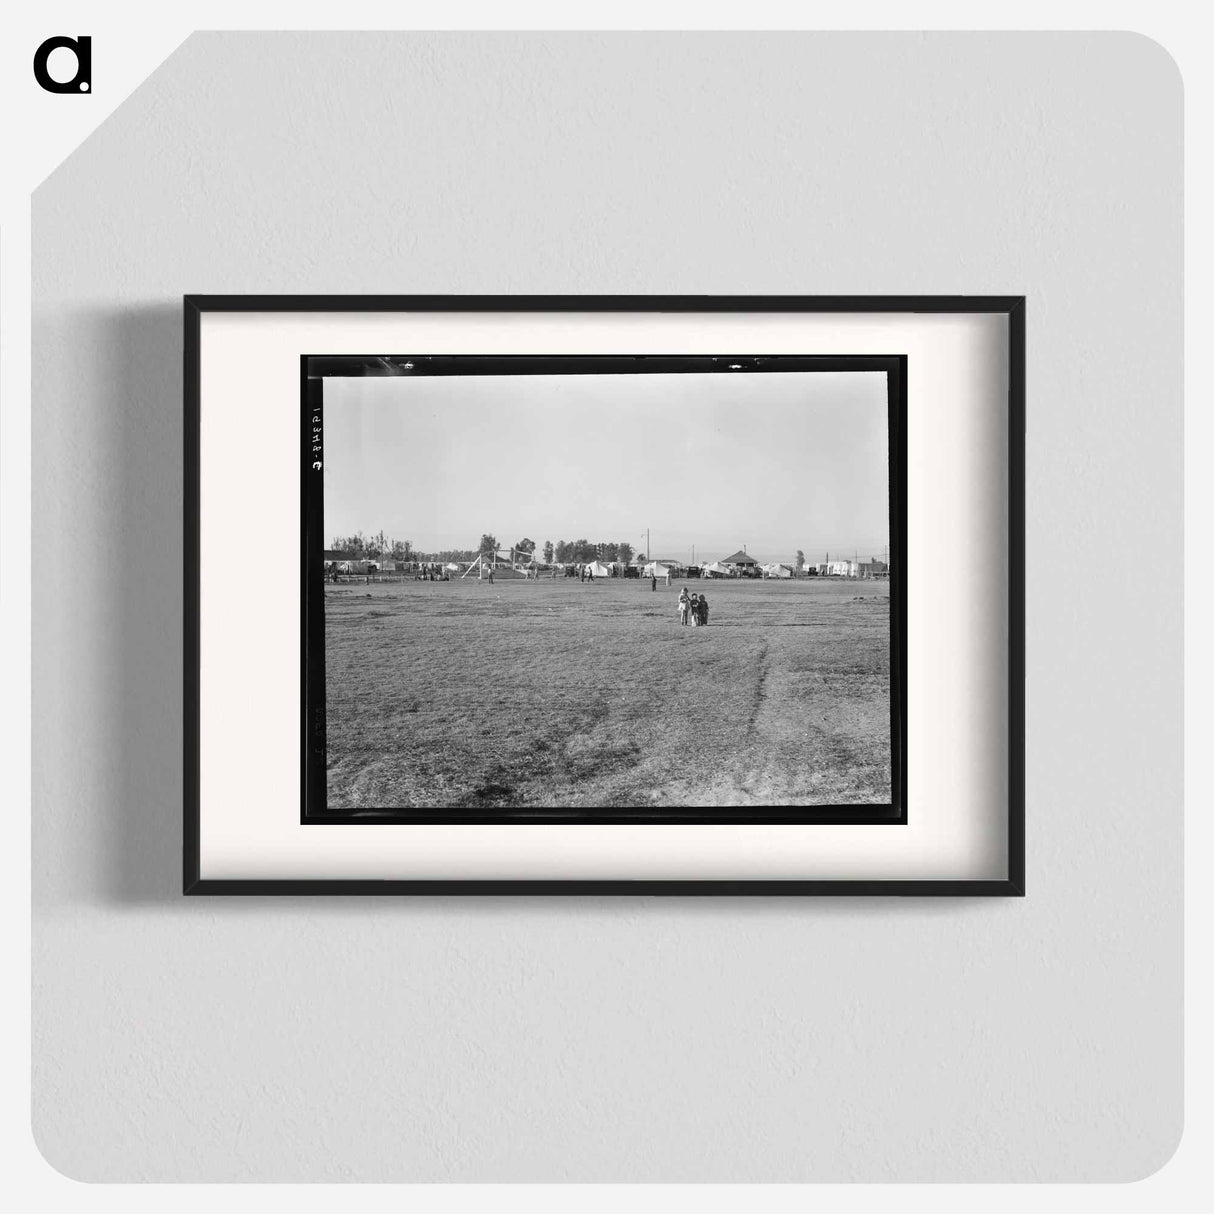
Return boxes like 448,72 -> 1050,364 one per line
702,561 -> 730,578
643,561 -> 679,580
762,563 -> 793,579
584,561 -> 612,578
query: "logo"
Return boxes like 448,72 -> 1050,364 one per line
33,35 -> 91,94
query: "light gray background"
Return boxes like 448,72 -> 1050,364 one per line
32,33 -> 1182,1181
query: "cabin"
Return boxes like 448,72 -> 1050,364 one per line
721,549 -> 760,577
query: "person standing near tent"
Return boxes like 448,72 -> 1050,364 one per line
665,569 -> 672,587
650,573 -> 657,591
677,586 -> 690,625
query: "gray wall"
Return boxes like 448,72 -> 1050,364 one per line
32,33 -> 1182,1181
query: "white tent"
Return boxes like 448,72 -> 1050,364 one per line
584,561 -> 612,578
702,561 -> 730,578
643,561 -> 678,579
762,563 -> 793,579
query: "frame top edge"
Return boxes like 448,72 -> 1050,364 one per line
182,293 -> 1026,315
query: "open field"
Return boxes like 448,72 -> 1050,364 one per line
323,577 -> 891,810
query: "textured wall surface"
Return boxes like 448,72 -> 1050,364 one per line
32,33 -> 1182,1181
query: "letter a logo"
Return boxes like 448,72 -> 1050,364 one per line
34,36 -> 92,94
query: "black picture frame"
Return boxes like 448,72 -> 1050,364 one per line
184,295 -> 1025,896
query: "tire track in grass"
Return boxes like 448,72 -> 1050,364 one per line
745,641 -> 771,740
730,640 -> 772,800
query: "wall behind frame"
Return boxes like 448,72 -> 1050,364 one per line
31,32 -> 1181,1181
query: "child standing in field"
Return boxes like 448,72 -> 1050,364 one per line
699,595 -> 709,626
677,587 -> 690,625
689,593 -> 701,625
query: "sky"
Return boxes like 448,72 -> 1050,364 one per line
322,370 -> 889,566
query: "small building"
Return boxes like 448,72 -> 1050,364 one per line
819,560 -> 858,577
322,549 -> 357,577
721,549 -> 760,576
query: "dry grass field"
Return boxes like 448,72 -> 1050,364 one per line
323,576 -> 891,810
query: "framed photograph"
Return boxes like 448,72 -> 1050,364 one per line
185,296 -> 1023,894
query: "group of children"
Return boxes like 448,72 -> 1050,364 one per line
677,586 -> 709,627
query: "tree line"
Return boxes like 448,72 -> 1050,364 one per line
329,531 -> 476,565
547,539 -> 634,565
331,530 -> 636,567
481,535 -> 636,565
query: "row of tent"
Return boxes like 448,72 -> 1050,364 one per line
326,550 -> 797,579
642,560 -> 795,579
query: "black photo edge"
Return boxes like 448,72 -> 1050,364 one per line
300,352 -> 906,828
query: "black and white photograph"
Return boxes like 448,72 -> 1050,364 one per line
303,354 -> 906,819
